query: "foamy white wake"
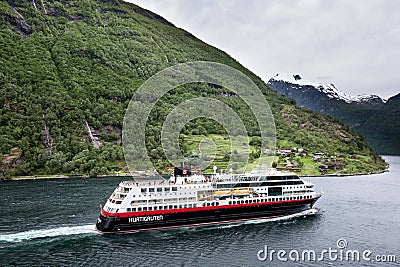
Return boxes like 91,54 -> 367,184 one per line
215,208 -> 320,230
0,224 -> 97,243
245,208 -> 319,224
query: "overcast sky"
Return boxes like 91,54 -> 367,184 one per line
128,0 -> 400,99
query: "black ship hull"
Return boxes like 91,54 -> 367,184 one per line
96,197 -> 320,234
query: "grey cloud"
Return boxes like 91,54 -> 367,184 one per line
128,0 -> 400,99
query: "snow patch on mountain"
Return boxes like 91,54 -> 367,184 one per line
269,74 -> 386,104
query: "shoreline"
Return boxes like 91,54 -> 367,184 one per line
1,169 -> 389,181
299,169 -> 388,178
0,173 -> 134,181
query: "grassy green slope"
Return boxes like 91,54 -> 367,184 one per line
0,0 -> 386,177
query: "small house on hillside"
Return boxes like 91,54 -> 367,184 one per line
278,148 -> 292,155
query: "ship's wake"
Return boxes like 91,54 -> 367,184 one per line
244,207 -> 319,224
0,224 -> 97,243
204,208 -> 320,230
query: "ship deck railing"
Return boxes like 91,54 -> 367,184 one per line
120,180 -> 211,187
119,176 -> 305,188
120,180 -> 170,187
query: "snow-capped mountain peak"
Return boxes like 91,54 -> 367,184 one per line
269,74 -> 386,105
351,94 -> 388,105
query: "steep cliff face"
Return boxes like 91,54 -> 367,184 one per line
0,1 -> 385,176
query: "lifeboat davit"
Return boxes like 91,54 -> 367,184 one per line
232,188 -> 251,196
213,190 -> 232,198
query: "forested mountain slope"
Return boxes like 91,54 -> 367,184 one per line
0,0 -> 385,177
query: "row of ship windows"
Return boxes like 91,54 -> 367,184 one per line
216,181 -> 303,189
127,202 -> 222,212
260,181 -> 304,186
132,191 -> 196,198
258,186 -> 305,191
131,197 -> 197,206
260,175 -> 300,181
109,195 -> 195,205
142,187 -> 176,193
127,203 -> 198,212
140,185 -> 210,194
284,186 -> 304,189
125,195 -> 313,212
228,195 -> 312,205
233,175 -> 300,182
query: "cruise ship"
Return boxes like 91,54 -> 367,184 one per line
95,168 -> 322,233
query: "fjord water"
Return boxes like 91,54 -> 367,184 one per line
0,157 -> 399,266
